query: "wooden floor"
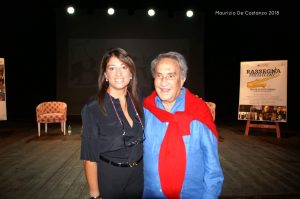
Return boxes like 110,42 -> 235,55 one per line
1,121 -> 300,199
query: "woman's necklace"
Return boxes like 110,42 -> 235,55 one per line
108,91 -> 144,134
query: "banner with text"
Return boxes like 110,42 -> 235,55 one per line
0,58 -> 7,120
238,60 -> 287,122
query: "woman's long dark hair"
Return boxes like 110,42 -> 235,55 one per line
97,48 -> 142,117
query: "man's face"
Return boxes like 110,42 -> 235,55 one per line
154,58 -> 186,107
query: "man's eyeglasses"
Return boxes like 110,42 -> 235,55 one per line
154,73 -> 177,81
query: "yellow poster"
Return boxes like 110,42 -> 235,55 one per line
238,60 -> 287,122
0,58 -> 7,120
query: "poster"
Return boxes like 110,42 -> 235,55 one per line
0,58 -> 7,120
238,60 -> 287,122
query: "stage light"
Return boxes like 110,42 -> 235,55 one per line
148,9 -> 155,17
66,6 -> 75,15
186,10 -> 193,17
107,7 -> 115,15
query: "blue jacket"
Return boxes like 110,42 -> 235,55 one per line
143,88 -> 224,199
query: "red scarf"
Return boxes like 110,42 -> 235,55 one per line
143,89 -> 218,199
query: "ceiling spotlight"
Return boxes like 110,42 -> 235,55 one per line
107,7 -> 115,15
148,9 -> 155,16
186,10 -> 193,17
66,6 -> 75,15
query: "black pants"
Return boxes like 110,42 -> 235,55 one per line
98,160 -> 143,199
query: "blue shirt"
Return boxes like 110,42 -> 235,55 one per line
143,88 -> 224,199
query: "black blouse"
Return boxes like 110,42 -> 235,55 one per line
80,92 -> 144,163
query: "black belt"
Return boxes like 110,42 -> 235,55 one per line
99,155 -> 143,167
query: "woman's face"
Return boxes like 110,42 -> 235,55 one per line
105,56 -> 132,93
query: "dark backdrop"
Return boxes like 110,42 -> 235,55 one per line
0,1 -> 299,128
55,8 -> 205,115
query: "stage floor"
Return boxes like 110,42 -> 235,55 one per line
1,120 -> 300,198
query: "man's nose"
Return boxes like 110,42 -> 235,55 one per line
160,77 -> 168,85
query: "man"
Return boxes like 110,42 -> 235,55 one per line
143,52 -> 224,199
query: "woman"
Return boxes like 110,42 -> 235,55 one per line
80,48 -> 144,199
